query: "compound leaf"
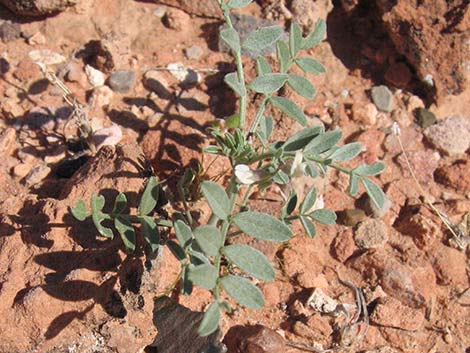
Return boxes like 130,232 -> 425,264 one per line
140,216 -> 160,253
276,40 -> 291,73
70,200 -> 89,221
300,188 -> 317,214
300,216 -> 316,238
112,193 -> 127,214
270,96 -> 307,126
114,216 -> 136,252
304,130 -> 342,155
296,57 -> 325,74
194,225 -> 223,257
201,181 -> 230,220
329,142 -> 362,161
310,209 -> 337,225
288,73 -> 316,99
223,244 -> 275,281
302,19 -> 326,49
188,264 -> 219,289
174,219 -> 193,249
255,56 -> 272,75
224,72 -> 246,97
220,275 -> 264,309
283,125 -> 324,152
353,161 -> 385,176
227,0 -> 252,8
138,177 -> 159,216
220,27 -> 241,53
198,302 -> 220,337
248,73 -> 288,94
243,25 -> 283,52
361,177 -> 385,209
289,22 -> 302,57
232,211 -> 292,242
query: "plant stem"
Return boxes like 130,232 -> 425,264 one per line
307,155 -> 352,175
221,6 -> 247,133
248,96 -> 268,135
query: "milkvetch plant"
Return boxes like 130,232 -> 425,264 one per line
70,0 -> 386,337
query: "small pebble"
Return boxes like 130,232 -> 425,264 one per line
25,164 -> 51,186
85,64 -> 106,87
415,108 -> 437,128
0,21 -> 21,43
12,163 -> 32,178
108,70 -> 136,93
371,85 -> 395,112
184,45 -> 204,60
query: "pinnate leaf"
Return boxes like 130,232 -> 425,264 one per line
138,177 -> 159,216
198,302 -> 220,337
243,25 -> 283,52
223,244 -> 275,281
270,96 -> 307,126
201,181 -> 231,220
220,275 -> 264,309
232,211 -> 292,242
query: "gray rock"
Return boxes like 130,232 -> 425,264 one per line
415,108 -> 436,128
147,296 -> 224,353
354,219 -> 389,249
0,21 -> 21,43
423,116 -> 470,155
0,0 -> 77,16
371,85 -> 394,112
25,164 -> 51,186
218,14 -> 287,58
108,70 -> 136,93
185,45 -> 204,60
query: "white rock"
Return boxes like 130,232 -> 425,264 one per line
85,65 -> 106,87
28,49 -> 65,65
307,288 -> 338,314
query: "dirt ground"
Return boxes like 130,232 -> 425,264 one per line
0,1 -> 470,352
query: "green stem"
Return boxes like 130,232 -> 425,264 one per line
307,155 -> 352,175
248,97 -> 268,135
221,6 -> 247,133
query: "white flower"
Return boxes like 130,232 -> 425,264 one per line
391,122 -> 401,136
235,164 -> 264,185
290,150 -> 306,178
312,194 -> 324,211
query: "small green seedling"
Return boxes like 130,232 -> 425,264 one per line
70,0 -> 386,337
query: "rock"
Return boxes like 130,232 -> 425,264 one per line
27,31 -> 46,45
396,150 -> 439,184
152,0 -> 222,18
65,62 -> 86,84
435,159 -> 470,193
219,14 -> 286,58
28,49 -> 66,65
370,297 -> 425,331
143,70 -> 171,99
415,108 -> 437,128
384,62 -> 412,88
339,209 -> 367,227
371,86 -> 394,112
24,164 -> 51,186
153,6 -> 167,18
354,219 -> 389,249
85,65 -> 106,87
0,21 -> 21,43
224,325 -> 286,353
107,70 -> 136,93
0,0 -> 77,16
184,45 -> 204,60
340,0 -> 359,12
405,95 -> 425,113
89,85 -> 114,110
362,195 -> 392,219
289,0 -> 333,32
363,347 -> 400,353
0,127 -> 16,154
395,204 -> 440,250
147,296 -> 224,352
12,163 -> 32,178
307,288 -> 338,314
424,116 -> 470,155
167,62 -> 200,86
332,228 -> 357,262
163,8 -> 191,31
376,0 -> 470,101
84,38 -> 125,74
431,244 -> 468,286
92,124 -> 123,150
44,145 -> 67,164
351,102 -> 378,126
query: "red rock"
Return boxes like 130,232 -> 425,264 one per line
354,219 -> 389,249
384,62 -> 412,88
0,127 -> 16,155
431,244 -> 468,287
396,149 -> 440,184
435,159 -> 470,193
332,228 -> 357,262
13,57 -> 41,82
370,297 -> 425,331
224,325 -> 286,353
153,0 -> 222,18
